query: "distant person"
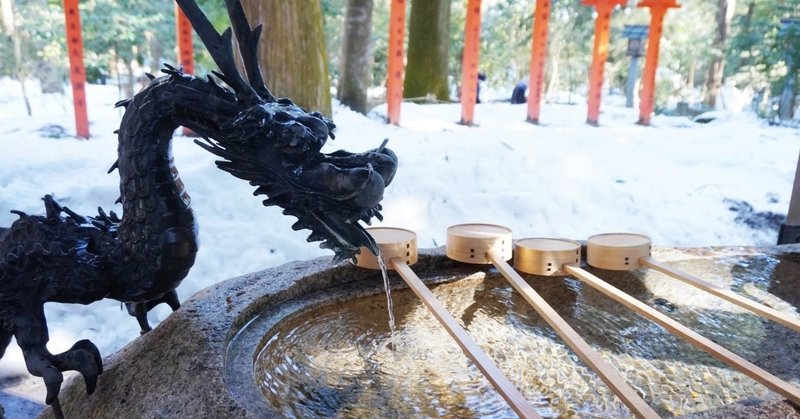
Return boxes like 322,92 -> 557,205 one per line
476,72 -> 487,103
511,81 -> 527,104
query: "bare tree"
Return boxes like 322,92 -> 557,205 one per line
705,0 -> 736,107
0,0 -> 31,115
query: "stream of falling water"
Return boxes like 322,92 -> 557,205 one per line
376,253 -> 396,349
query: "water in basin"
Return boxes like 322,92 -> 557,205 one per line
250,254 -> 800,418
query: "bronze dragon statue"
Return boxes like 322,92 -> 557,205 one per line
0,0 -> 396,415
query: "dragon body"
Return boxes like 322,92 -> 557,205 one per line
0,0 -> 397,414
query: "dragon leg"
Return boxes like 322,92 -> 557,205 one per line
125,290 -> 181,334
147,289 -> 181,312
14,304 -> 103,409
51,340 -> 104,394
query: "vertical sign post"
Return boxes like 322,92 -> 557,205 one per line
622,25 -> 648,108
176,2 -> 195,136
386,0 -> 406,125
637,0 -> 679,126
526,0 -> 551,124
582,0 -> 627,126
175,3 -> 194,75
459,0 -> 482,126
63,0 -> 89,139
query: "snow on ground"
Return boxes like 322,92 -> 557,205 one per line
0,77 -> 799,378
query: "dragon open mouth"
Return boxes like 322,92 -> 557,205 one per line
171,0 -> 398,263
194,98 -> 398,263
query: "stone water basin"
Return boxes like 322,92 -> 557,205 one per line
46,246 -> 800,418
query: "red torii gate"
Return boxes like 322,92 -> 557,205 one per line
63,0 -> 89,138
386,0 -> 406,126
636,0 -> 680,126
526,0 -> 551,124
62,1 -> 193,139
582,0 -> 627,126
176,5 -> 195,75
459,0 -> 482,126
386,0 -> 485,127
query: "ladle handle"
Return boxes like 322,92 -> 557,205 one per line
389,258 -> 541,419
563,264 -> 800,405
640,256 -> 800,333
488,254 -> 659,419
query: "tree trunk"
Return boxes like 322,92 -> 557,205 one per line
779,65 -> 797,121
124,56 -> 135,98
37,58 -> 64,94
147,30 -> 163,73
736,1 -> 755,70
546,40 -> 561,99
1,0 -> 31,115
404,0 -> 450,101
705,0 -> 736,107
243,0 -> 332,116
338,0 -> 374,114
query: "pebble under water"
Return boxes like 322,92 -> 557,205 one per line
252,254 -> 800,418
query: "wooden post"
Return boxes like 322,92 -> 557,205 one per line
459,0 -> 482,126
175,3 -> 194,136
779,149 -> 800,244
582,0 -> 626,126
636,0 -> 680,125
386,0 -> 406,125
63,0 -> 89,139
526,0 -> 551,124
175,3 -> 194,74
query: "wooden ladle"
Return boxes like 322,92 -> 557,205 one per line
585,233 -> 800,333
513,235 -> 800,405
447,224 -> 658,418
356,227 -> 540,419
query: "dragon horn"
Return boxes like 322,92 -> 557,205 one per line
174,0 -> 261,105
224,0 -> 276,102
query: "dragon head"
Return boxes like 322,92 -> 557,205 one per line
176,0 -> 397,262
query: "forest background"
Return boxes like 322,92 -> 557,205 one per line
0,0 -> 798,122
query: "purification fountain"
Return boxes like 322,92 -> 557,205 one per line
42,225 -> 800,418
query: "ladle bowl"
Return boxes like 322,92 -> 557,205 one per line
354,227 -> 418,269
514,238 -> 582,276
586,233 -> 652,270
446,223 -> 512,264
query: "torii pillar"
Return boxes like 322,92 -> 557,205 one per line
386,0 -> 406,125
63,0 -> 89,139
176,3 -> 194,74
582,0 -> 627,126
176,3 -> 195,136
526,0 -> 551,124
459,0 -> 482,126
636,0 -> 680,126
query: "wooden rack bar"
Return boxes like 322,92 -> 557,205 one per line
563,264 -> 800,404
641,257 -> 800,333
489,253 -> 659,418
390,258 -> 541,419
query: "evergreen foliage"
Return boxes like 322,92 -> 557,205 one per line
0,0 -> 798,118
